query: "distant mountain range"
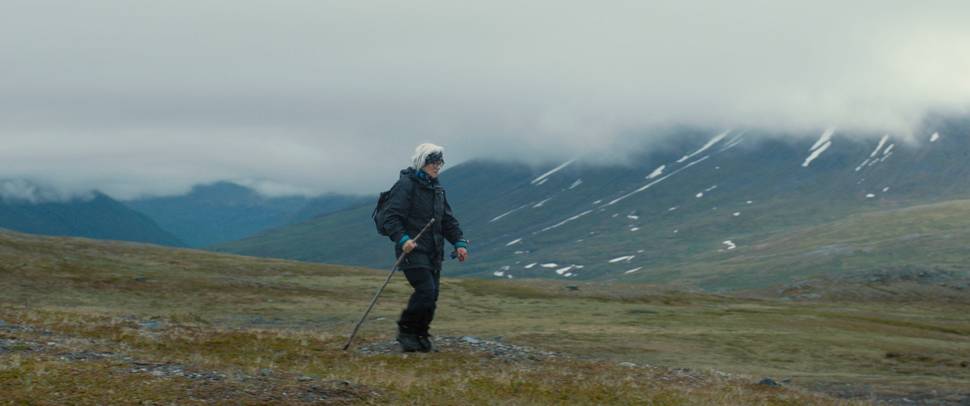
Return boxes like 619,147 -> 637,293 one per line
0,190 -> 183,246
214,115 -> 970,291
5,116 -> 970,292
0,180 -> 369,249
126,182 -> 370,248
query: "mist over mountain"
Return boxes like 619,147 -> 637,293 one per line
4,1 -> 970,199
215,115 -> 970,291
0,182 -> 182,246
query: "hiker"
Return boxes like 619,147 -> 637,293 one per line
381,143 -> 468,352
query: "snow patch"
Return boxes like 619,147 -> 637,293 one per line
524,263 -> 537,269
540,210 -> 593,232
810,128 -> 836,151
569,179 -> 583,190
540,263 -> 558,268
723,241 -> 736,250
733,212 -> 741,217
803,129 -> 836,168
930,132 -> 940,142
677,131 -> 730,163
506,238 -> 523,247
866,193 -> 875,198
646,165 -> 666,180
624,267 -> 643,275
882,187 -> 890,192
696,192 -> 704,198
627,214 -> 639,220
668,206 -> 679,211
606,155 -> 710,206
532,198 -> 552,208
630,227 -> 640,232
746,200 -> 753,204
531,160 -> 576,185
609,255 -> 635,263
720,133 -> 746,152
493,271 -> 505,277
869,135 -> 890,158
490,204 -> 529,223
555,265 -> 575,275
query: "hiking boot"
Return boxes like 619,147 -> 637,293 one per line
396,332 -> 423,353
418,335 -> 438,353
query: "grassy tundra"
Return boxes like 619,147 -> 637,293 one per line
1,230 -> 967,404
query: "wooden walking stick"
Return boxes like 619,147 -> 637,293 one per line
343,218 -> 435,351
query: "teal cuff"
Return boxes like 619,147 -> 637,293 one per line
454,239 -> 468,250
398,234 -> 411,247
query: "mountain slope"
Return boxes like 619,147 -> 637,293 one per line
127,182 -> 368,247
0,191 -> 183,246
216,117 -> 970,290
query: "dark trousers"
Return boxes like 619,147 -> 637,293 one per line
397,266 -> 440,336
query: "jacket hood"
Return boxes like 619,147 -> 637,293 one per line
400,167 -> 438,187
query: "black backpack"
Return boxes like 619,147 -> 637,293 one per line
372,179 -> 415,236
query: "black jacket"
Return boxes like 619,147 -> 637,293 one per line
383,168 -> 464,268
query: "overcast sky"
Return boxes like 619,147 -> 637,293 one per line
2,0 -> 969,199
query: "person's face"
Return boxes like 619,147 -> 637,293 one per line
422,161 -> 444,179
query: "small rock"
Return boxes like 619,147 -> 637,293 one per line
139,320 -> 163,331
299,376 -> 313,382
758,378 -> 781,387
618,362 -> 637,368
259,368 -> 273,377
462,336 -> 481,344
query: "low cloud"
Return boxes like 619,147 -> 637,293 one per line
2,0 -> 969,198
0,179 -> 94,203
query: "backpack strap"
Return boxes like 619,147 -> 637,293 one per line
405,175 -> 417,227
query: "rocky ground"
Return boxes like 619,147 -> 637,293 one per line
0,318 -> 376,404
355,335 -> 564,361
4,317 -> 968,405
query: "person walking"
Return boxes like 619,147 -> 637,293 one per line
381,143 -> 468,352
